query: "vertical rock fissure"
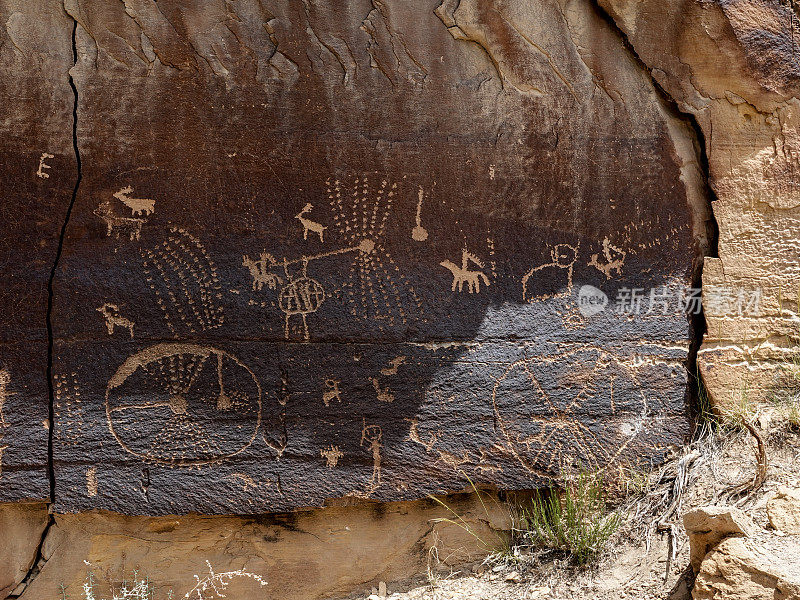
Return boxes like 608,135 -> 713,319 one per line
586,0 -> 720,427
10,16 -> 82,599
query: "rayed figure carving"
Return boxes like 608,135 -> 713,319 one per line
106,343 -> 262,467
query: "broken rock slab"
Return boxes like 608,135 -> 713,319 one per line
683,506 -> 756,572
768,487 -> 800,535
693,536 -> 800,600
0,502 -> 49,598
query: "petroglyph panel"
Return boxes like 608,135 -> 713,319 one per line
45,0 -> 704,514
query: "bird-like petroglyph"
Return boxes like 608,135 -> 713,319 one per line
106,343 -> 261,467
522,243 -> 579,302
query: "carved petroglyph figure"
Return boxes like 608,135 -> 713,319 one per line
96,303 -> 135,338
242,252 -> 283,291
295,202 -> 326,242
244,237 -> 374,340
371,377 -> 394,403
0,445 -> 6,476
94,201 -> 145,241
36,152 -> 54,178
113,186 -> 155,216
321,445 -> 343,468
86,466 -> 98,497
106,343 -> 262,467
521,243 -> 579,302
360,420 -> 383,492
322,378 -> 341,406
327,175 -> 422,327
141,227 -> 224,335
381,356 -> 406,376
491,347 -> 649,476
54,372 -> 83,446
588,237 -> 626,279
440,249 -> 491,293
278,266 -> 326,341
0,369 -> 9,429
411,186 -> 429,241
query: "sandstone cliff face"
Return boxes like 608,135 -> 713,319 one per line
598,0 -> 800,409
6,0 -> 796,598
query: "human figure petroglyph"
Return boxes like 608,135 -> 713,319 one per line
321,445 -> 344,468
94,201 -> 145,241
361,420 -> 382,491
245,239 -> 374,340
440,249 -> 491,293
279,269 -> 326,341
322,378 -> 341,406
521,243 -> 579,302
0,445 -> 6,476
242,252 -> 283,290
96,303 -> 135,338
113,185 -> 155,216
588,237 -> 626,279
295,202 -> 326,242
36,152 -> 54,178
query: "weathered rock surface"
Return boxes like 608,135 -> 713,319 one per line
12,492 -> 509,600
598,0 -> 800,410
0,502 -> 48,598
0,0 -> 76,502
684,506 -> 756,572
768,487 -> 800,535
33,0 -> 706,516
693,536 -> 800,600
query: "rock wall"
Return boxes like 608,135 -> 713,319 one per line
1,0 -> 706,516
597,0 -> 800,408
13,0 -> 800,598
